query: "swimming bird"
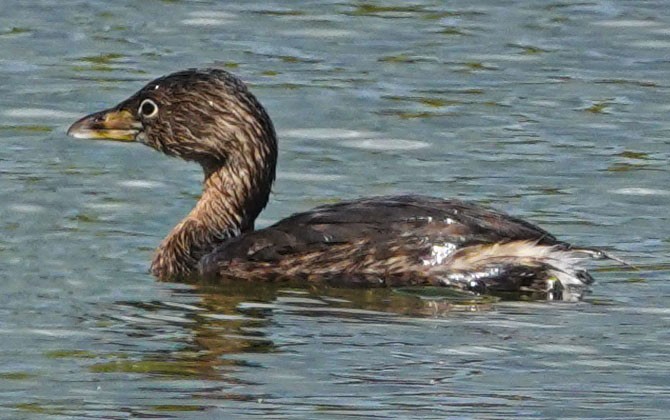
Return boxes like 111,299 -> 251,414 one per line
68,68 -> 607,299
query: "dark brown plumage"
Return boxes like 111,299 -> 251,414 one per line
68,68 -> 607,300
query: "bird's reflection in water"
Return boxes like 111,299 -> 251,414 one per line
91,280 -> 494,387
77,280 -> 571,416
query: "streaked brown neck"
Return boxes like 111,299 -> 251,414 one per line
150,119 -> 277,281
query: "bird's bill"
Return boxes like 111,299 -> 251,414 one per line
67,109 -> 141,142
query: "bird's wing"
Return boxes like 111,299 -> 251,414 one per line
202,195 -> 560,264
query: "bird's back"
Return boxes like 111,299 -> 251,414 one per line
198,195 -> 595,299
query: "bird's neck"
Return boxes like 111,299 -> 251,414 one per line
151,155 -> 275,281
148,89 -> 278,282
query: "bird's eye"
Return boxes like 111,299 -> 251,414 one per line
139,98 -> 158,118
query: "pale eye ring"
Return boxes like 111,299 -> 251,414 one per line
139,98 -> 159,118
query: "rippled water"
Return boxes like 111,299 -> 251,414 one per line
1,1 -> 669,418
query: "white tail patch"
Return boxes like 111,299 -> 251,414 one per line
439,240 -> 600,300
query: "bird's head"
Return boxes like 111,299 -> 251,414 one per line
68,68 -> 277,175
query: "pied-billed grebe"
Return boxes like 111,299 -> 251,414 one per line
68,68 -> 609,299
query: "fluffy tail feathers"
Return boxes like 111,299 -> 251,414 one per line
433,240 -> 617,301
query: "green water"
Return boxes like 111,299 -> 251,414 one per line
0,1 -> 668,418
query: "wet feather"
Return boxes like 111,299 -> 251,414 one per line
68,68 -> 610,300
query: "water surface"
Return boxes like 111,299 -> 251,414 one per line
1,1 -> 669,418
